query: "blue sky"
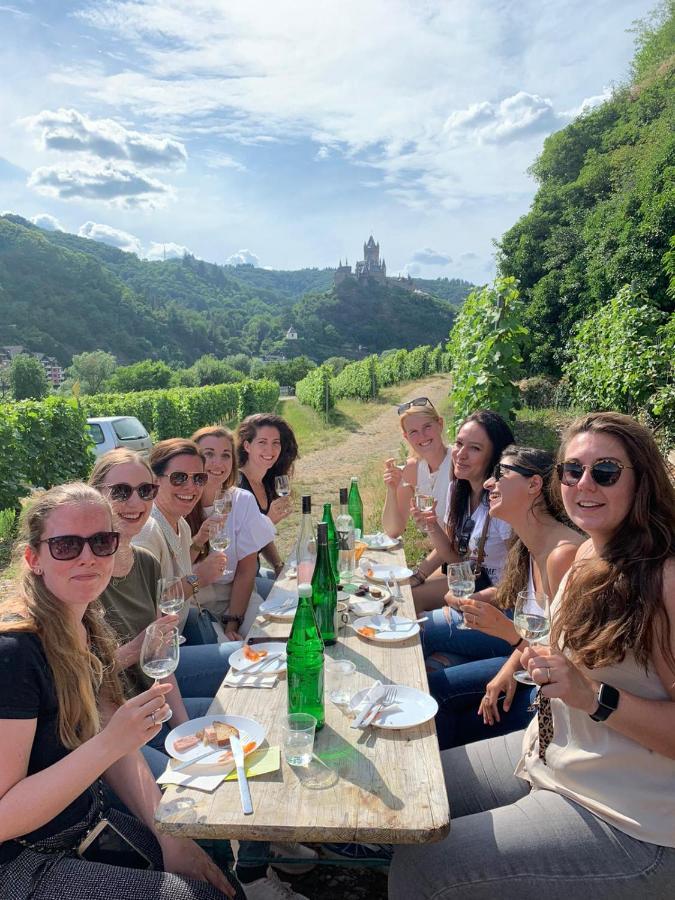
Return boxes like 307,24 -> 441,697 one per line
0,0 -> 657,281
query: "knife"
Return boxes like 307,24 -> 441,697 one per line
172,748 -> 221,772
237,651 -> 284,674
230,734 -> 253,815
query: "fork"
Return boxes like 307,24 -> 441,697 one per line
363,686 -> 398,726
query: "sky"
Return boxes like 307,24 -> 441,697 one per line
0,0 -> 657,282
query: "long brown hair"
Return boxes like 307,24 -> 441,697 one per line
235,413 -> 298,501
0,484 -> 126,749
552,412 -> 675,671
186,425 -> 237,542
494,446 -> 568,609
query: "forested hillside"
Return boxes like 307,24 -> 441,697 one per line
497,2 -> 675,374
0,215 -> 464,366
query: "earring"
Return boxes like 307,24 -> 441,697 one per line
34,567 -> 43,575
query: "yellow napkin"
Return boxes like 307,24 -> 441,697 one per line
224,746 -> 280,780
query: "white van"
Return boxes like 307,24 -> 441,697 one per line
87,416 -> 153,458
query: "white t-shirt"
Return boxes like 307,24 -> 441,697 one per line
444,481 -> 512,585
204,487 -> 276,585
416,448 -> 452,525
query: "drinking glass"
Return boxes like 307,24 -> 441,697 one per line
274,475 -> 291,498
325,658 -> 356,706
208,522 -> 232,577
282,713 -> 317,767
157,577 -> 186,644
415,491 -> 434,532
140,623 -> 179,723
512,589 -> 550,685
213,489 -> 232,517
447,561 -> 475,630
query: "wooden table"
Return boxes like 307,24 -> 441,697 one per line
155,547 -> 450,845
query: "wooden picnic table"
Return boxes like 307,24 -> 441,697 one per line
155,545 -> 450,845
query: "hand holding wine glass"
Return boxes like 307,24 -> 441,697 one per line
213,489 -> 233,517
139,623 -> 180,723
274,475 -> 291,498
208,521 -> 232,578
512,589 -> 550,685
415,490 -> 435,532
447,561 -> 475,630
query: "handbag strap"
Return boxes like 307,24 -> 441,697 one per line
472,505 -> 491,574
14,779 -> 105,854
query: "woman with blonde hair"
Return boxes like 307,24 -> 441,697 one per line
390,412 -> 675,898
0,483 -> 235,899
187,426 -> 275,641
382,396 -> 452,537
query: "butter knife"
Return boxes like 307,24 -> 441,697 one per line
230,734 -> 253,815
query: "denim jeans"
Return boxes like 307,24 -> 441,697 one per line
174,639 -> 242,698
428,655 -> 535,750
423,606 -> 515,667
389,730 -> 675,899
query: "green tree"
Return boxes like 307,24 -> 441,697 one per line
108,359 -> 173,392
191,354 -> 244,386
9,354 -> 49,400
68,350 -> 118,394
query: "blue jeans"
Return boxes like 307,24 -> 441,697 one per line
423,607 -> 515,667
428,656 -> 535,750
255,573 -> 275,600
175,640 -> 242,698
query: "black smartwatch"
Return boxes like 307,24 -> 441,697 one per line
589,683 -> 620,722
220,613 -> 243,627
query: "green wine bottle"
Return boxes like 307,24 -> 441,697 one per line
348,476 -> 364,538
311,522 -> 338,646
321,502 -> 339,581
286,583 -> 325,729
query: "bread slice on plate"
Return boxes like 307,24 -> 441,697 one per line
214,721 -> 240,746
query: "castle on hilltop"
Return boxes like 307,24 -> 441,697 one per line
335,235 -> 387,285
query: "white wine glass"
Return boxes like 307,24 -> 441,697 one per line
512,589 -> 550,685
447,561 -> 475,630
139,623 -> 180,723
213,489 -> 233,517
415,490 -> 434,532
157,576 -> 186,644
274,475 -> 291,498
209,521 -> 232,577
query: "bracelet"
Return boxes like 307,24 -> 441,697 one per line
221,613 -> 244,626
508,637 -> 526,650
190,540 -> 205,553
410,567 -> 427,586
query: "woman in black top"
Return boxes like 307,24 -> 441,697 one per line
235,414 -> 299,586
0,483 -> 235,899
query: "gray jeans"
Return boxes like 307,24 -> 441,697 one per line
389,730 -> 675,899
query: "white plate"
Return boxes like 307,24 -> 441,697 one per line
362,533 -> 400,550
362,564 -> 413,583
229,642 -> 288,673
353,615 -> 420,642
165,714 -> 265,765
259,590 -> 298,621
349,685 -> 437,730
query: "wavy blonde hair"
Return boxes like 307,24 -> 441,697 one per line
0,483 -> 126,749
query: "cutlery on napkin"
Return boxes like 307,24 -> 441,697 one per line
350,682 -> 386,728
237,651 -> 285,674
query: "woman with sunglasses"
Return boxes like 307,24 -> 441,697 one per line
235,414 -> 299,596
133,439 -> 229,645
427,447 -> 583,750
0,483 -> 236,899
382,396 -> 452,538
390,412 -> 675,898
187,426 -> 276,641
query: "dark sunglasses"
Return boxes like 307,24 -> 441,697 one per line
40,531 -> 120,561
397,396 -> 434,415
493,462 -> 538,481
107,482 -> 159,502
457,516 -> 474,557
556,459 -> 633,487
159,472 -> 208,487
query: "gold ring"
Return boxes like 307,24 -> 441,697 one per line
150,711 -> 157,726
545,666 -> 551,683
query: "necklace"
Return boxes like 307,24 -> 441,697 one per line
111,546 -> 135,584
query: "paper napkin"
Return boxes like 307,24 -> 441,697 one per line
350,681 -> 385,728
224,668 -> 278,689
224,746 -> 280,780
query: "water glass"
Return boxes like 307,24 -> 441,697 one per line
447,561 -> 475,630
282,713 -> 317,767
326,658 -> 356,705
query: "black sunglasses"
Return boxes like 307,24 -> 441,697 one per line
159,472 -> 209,488
556,459 -> 633,487
40,531 -> 120,561
107,482 -> 159,502
493,462 -> 538,481
457,516 -> 474,557
397,397 -> 434,415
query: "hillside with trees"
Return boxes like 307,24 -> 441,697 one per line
0,214 -> 465,367
497,1 -> 674,375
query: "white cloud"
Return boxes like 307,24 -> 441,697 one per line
23,107 -> 187,168
562,87 -> 613,118
410,247 -> 452,266
226,248 -> 259,266
201,151 -> 246,171
28,161 -> 173,208
315,145 -> 330,161
443,92 -> 558,145
78,220 -> 143,254
31,213 -> 63,231
146,241 -> 191,260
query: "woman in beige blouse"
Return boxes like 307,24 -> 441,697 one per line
389,412 -> 675,899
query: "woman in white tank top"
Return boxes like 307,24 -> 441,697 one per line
389,411 -> 675,898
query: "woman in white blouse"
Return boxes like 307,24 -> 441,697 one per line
389,412 -> 675,898
187,426 -> 275,641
